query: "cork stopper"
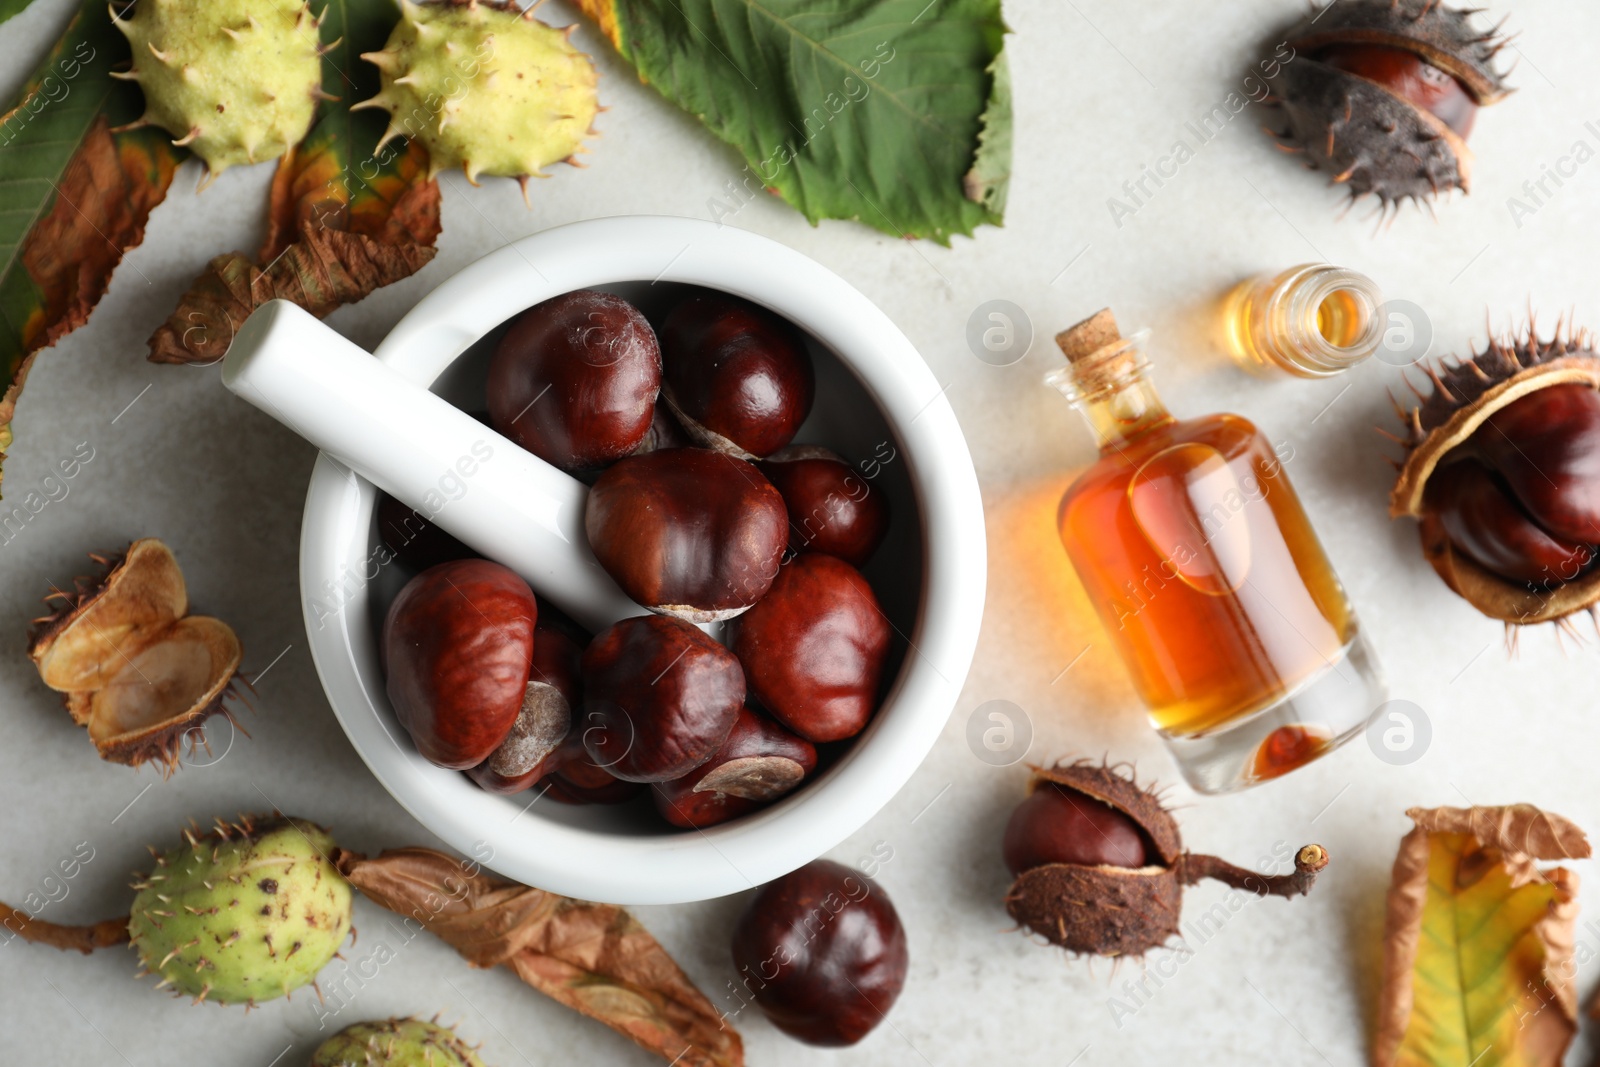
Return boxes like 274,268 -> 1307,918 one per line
1055,308 -> 1122,364
1051,308 -> 1146,400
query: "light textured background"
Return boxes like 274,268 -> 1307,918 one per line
4,0 -> 1600,1063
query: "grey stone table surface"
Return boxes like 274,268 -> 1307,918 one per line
4,0 -> 1600,1063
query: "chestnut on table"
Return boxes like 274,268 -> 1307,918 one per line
731,859 -> 908,1047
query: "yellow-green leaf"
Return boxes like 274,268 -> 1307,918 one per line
1375,805 -> 1588,1067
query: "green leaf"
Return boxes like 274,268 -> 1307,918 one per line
0,0 -> 182,485
577,0 -> 1009,244
0,0 -> 37,28
963,49 -> 1010,216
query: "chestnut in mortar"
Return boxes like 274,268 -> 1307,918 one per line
581,615 -> 744,783
759,446 -> 890,567
731,859 -> 908,1047
660,292 -> 815,459
383,560 -> 536,769
467,624 -> 582,795
732,553 -> 891,743
585,448 -> 788,622
652,705 -> 818,829
487,289 -> 662,473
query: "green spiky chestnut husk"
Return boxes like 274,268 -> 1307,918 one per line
312,1018 -> 487,1067
356,0 -> 599,188
112,0 -> 326,183
128,815 -> 351,1005
1264,0 -> 1511,210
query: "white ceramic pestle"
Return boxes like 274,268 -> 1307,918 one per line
221,299 -> 641,634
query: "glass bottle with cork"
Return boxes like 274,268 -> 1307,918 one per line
1047,308 -> 1384,792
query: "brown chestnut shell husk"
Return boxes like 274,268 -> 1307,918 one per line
1389,322 -> 1600,626
1004,762 -> 1328,958
1264,0 -> 1511,209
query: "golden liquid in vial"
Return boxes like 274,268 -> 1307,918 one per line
1057,414 -> 1355,737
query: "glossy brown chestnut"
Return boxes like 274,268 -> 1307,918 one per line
585,448 -> 788,622
1425,459 -> 1594,585
581,615 -> 744,783
759,446 -> 890,567
1002,781 -> 1150,877
1318,43 -> 1478,138
467,624 -> 582,794
660,292 -> 815,459
652,706 -> 818,829
487,289 -> 661,473
731,859 -> 908,1047
732,553 -> 891,743
1471,383 -> 1600,545
383,560 -> 536,769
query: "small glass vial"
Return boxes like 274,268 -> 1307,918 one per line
1048,308 -> 1385,793
1223,263 -> 1384,378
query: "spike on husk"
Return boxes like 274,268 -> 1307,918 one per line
28,539 -> 247,774
1263,0 -> 1512,210
113,0 -> 324,182
354,0 -> 599,188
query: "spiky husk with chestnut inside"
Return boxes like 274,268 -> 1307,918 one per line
1389,319 -> 1600,630
1264,0 -> 1511,213
1004,762 -> 1329,958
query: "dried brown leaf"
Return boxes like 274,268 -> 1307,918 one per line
333,846 -> 743,1067
1375,805 -> 1585,1067
145,224 -> 434,365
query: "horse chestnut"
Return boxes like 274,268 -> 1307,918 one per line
487,289 -> 661,473
732,553 -> 891,742
383,560 -> 536,769
1002,781 -> 1148,876
581,615 -> 744,783
731,859 -> 908,1047
1004,762 -> 1329,959
660,293 -> 815,459
1424,459 -> 1593,585
651,706 -> 818,829
467,624 -> 582,795
1319,44 -> 1478,138
585,448 -> 788,622
759,446 -> 889,567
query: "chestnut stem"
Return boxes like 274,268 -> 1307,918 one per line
1177,844 -> 1329,900
0,902 -> 129,953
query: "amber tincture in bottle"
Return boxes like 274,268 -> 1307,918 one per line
1048,309 -> 1384,793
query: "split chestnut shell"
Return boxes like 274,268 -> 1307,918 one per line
1264,0 -> 1511,209
1390,322 -> 1600,627
28,539 -> 245,774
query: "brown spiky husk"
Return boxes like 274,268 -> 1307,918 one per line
1005,762 -> 1328,957
1389,322 -> 1600,626
1264,0 -> 1511,208
28,539 -> 247,774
